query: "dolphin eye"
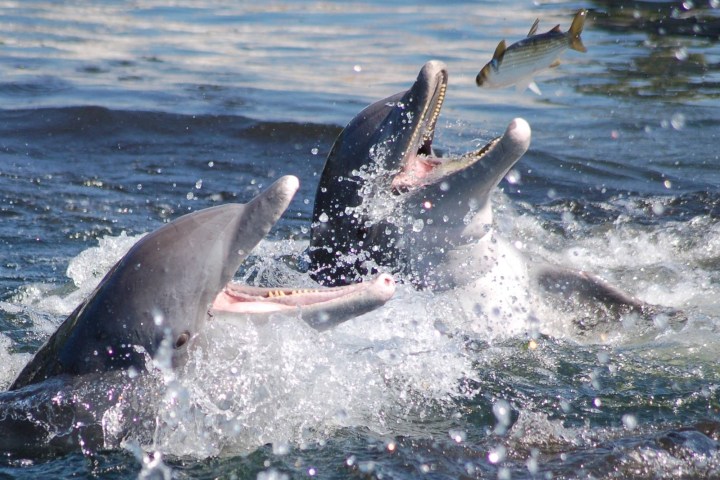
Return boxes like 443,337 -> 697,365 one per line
175,331 -> 191,349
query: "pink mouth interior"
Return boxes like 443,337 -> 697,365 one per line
391,152 -> 442,191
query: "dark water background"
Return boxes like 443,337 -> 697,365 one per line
1,1 -> 720,478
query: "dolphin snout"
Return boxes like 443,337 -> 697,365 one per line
502,118 -> 532,157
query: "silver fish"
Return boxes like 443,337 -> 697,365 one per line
476,9 -> 587,95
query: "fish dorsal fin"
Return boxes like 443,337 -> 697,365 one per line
527,19 -> 539,36
550,25 -> 562,33
491,40 -> 507,69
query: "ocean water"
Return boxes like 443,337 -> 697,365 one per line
1,0 -> 720,478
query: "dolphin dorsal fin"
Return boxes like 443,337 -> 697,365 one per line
527,19 -> 539,36
550,25 -> 562,33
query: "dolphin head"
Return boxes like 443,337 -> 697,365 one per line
12,177 -> 299,389
309,61 -> 531,287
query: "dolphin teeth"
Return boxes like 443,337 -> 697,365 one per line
424,82 -> 447,143
265,288 -> 320,299
473,136 -> 502,159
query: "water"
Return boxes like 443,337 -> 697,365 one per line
1,0 -> 720,478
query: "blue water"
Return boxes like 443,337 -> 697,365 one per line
2,0 -> 720,478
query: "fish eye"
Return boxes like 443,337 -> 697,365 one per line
174,331 -> 191,349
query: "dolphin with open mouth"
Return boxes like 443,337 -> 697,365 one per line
309,60 -> 655,336
2,175 -> 394,454
309,60 -> 530,290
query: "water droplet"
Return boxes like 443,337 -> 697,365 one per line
674,47 -> 688,61
493,399 -> 512,434
597,351 -> 610,364
653,313 -> 669,329
488,445 -> 506,464
449,429 -> 466,443
440,181 -> 450,192
505,169 -> 521,184
593,397 -> 602,408
711,0 -> 720,8
318,212 -> 329,223
195,179 -> 203,189
622,414 -> 638,430
208,161 -> 214,167
412,218 -> 424,232
153,309 -> 164,326
670,113 -> 686,130
136,183 -> 142,190
527,449 -> 540,474
663,179 -> 672,189
311,147 -> 319,155
186,192 -> 194,200
353,64 -> 362,73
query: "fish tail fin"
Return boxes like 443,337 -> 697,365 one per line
568,9 -> 587,53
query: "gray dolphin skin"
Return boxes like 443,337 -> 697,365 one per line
10,175 -> 299,391
3,175 -> 394,454
309,60 -> 530,289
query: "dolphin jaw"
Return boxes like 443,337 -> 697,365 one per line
391,135 -> 504,192
389,62 -> 522,194
210,273 -> 395,315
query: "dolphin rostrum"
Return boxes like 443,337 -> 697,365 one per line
3,175 -> 394,454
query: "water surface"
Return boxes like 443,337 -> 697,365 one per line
1,1 -> 720,478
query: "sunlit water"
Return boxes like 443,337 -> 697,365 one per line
1,0 -> 720,478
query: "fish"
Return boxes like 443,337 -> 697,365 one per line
476,9 -> 587,95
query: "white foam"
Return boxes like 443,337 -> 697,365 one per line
0,334 -> 32,389
5,210 -> 720,457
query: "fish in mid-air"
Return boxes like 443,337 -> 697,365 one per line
476,9 -> 587,95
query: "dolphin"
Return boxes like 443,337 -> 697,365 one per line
309,60 -> 655,335
3,175 -> 394,454
309,60 -> 530,290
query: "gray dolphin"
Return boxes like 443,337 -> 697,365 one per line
310,60 -> 530,289
309,60 -> 656,334
3,175 -> 394,454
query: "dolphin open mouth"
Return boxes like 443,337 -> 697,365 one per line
210,273 -> 396,330
390,62 -> 504,192
212,273 -> 394,313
